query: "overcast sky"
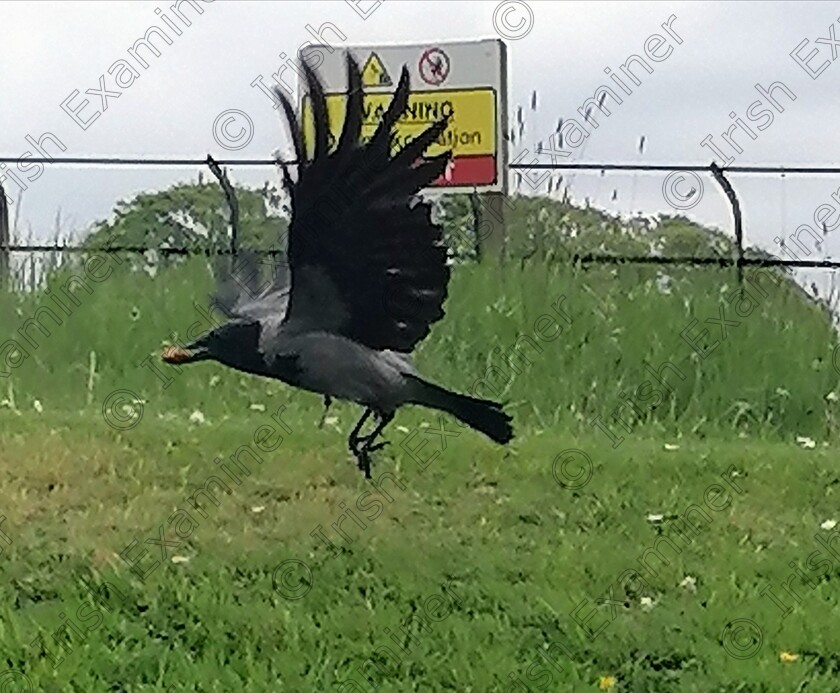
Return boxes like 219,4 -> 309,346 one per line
2,0 -> 840,290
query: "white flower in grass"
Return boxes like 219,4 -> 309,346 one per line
33,400 -> 43,414
209,376 -> 221,387
189,410 -> 206,425
171,556 -> 190,564
776,388 -> 790,398
796,436 -> 816,449
640,596 -> 655,610
646,513 -> 664,523
396,425 -> 410,434
251,506 -> 265,514
324,416 -> 339,428
663,443 -> 679,451
249,403 -> 266,412
821,519 -> 837,531
679,575 -> 697,593
826,391 -> 839,403
655,273 -> 672,295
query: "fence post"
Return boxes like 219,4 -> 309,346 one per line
469,189 -> 482,262
484,191 -> 508,261
228,166 -> 238,273
709,162 -> 744,287
206,156 -> 240,275
0,181 -> 8,291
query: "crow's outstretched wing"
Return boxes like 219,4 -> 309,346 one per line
204,156 -> 291,321
209,248 -> 290,321
273,52 -> 452,353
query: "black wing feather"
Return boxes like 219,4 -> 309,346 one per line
279,51 -> 452,352
273,87 -> 306,176
336,54 -> 363,158
301,59 -> 330,161
368,66 -> 410,158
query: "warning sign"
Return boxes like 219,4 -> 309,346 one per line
301,89 -> 497,185
419,47 -> 450,86
360,52 -> 392,88
298,39 -> 507,191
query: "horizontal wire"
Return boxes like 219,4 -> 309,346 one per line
0,245 -> 834,269
1,159 -> 835,271
0,156 -> 838,174
0,245 -> 284,255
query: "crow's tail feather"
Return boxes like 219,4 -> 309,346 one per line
406,375 -> 513,444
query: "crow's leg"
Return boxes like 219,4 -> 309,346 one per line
317,396 -> 332,429
348,408 -> 373,454
354,444 -> 372,478
353,412 -> 392,450
355,411 -> 395,477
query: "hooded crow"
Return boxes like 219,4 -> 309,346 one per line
204,192 -> 417,431
163,52 -> 514,477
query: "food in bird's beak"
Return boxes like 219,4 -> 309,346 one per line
162,345 -> 192,364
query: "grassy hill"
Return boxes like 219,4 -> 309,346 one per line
2,190 -> 838,442
0,189 -> 839,691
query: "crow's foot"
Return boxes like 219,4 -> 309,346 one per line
354,447 -> 372,478
347,410 -> 393,478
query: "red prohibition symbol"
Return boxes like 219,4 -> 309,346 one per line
419,47 -> 450,86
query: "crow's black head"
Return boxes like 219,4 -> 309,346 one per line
162,320 -> 261,370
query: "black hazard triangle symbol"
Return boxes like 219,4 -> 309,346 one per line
361,52 -> 392,88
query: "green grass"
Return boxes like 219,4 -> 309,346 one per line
2,413 -> 840,692
1,246 -> 840,690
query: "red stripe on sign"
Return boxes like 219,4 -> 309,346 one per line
431,155 -> 496,187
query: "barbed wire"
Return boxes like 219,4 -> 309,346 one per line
1,246 -> 837,270
0,155 -> 838,174
1,159 -> 839,280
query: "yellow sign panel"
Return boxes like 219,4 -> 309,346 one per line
301,88 -> 496,158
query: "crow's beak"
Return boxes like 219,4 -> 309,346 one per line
161,342 -> 209,364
